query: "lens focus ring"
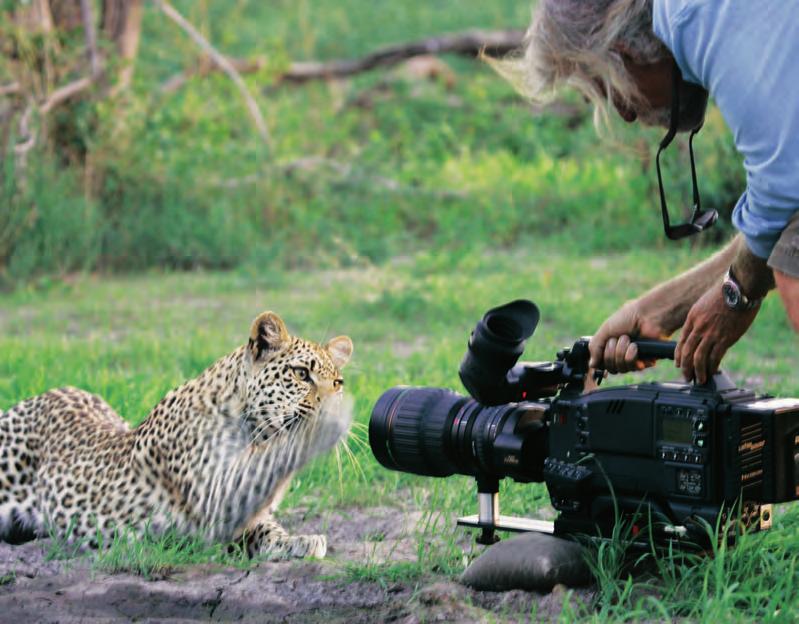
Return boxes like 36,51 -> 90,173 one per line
369,387 -> 464,477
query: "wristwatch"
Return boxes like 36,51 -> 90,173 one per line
722,267 -> 763,311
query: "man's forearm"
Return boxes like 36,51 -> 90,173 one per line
636,236 -> 744,335
731,236 -> 776,298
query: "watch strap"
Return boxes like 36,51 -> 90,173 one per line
724,267 -> 764,311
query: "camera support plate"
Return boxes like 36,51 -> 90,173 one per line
456,514 -> 555,535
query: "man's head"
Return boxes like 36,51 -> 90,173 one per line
494,0 -> 675,128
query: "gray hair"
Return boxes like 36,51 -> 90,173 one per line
490,0 -> 669,128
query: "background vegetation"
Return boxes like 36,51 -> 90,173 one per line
1,0 -> 743,286
2,1 -> 795,622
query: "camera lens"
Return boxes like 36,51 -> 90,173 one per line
369,387 -> 465,477
369,386 -> 547,482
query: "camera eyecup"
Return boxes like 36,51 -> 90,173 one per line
459,300 -> 540,405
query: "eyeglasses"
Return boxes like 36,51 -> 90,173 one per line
654,62 -> 717,240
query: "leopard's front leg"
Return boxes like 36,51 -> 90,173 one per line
243,514 -> 326,559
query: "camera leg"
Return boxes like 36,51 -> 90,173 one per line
478,526 -> 499,545
476,476 -> 501,545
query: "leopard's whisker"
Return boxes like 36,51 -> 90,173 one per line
339,439 -> 366,481
334,446 -> 345,497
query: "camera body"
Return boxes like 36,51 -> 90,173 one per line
542,372 -> 799,544
369,300 -> 799,548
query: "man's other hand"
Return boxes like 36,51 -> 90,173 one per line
674,285 -> 759,384
588,301 -> 670,374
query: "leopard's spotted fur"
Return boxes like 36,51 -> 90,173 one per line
0,311 -> 353,559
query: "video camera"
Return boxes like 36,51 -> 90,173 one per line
369,300 -> 799,548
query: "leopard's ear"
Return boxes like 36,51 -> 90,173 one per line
325,336 -> 353,369
249,312 -> 290,361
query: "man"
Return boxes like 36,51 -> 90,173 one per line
500,0 -> 799,383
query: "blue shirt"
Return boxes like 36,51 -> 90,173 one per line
653,0 -> 799,259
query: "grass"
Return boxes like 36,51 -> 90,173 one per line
341,505 -> 475,587
42,516 -> 255,578
91,526 -> 252,578
2,244 -> 799,620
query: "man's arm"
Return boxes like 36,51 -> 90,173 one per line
774,270 -> 799,332
589,235 -> 773,381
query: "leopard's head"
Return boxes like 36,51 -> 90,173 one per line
243,311 -> 353,442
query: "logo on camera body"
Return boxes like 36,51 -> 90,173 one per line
738,440 -> 765,454
741,468 -> 764,483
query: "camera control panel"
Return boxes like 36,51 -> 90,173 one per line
656,403 -> 710,466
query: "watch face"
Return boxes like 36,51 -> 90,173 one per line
723,282 -> 741,309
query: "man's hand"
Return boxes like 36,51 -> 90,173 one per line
588,300 -> 671,374
588,237 -> 760,377
675,285 -> 759,384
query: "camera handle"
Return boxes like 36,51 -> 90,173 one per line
633,339 -> 677,360
589,339 -> 677,386
505,338 -> 678,399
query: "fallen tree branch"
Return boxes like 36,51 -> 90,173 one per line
283,29 -> 524,83
160,28 -> 524,93
153,0 -> 272,149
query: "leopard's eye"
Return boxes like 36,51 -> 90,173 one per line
292,366 -> 311,382
333,379 -> 343,389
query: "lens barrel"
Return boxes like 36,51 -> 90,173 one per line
369,386 -> 548,482
369,387 -> 466,477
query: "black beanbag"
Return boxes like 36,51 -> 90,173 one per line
460,532 -> 591,592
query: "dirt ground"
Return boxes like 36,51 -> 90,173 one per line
0,506 -> 594,623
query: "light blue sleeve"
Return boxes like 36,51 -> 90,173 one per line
653,0 -> 799,259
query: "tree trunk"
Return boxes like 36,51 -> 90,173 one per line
12,0 -> 55,33
101,0 -> 143,91
49,0 -> 83,31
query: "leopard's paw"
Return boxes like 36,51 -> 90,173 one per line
288,533 -> 327,559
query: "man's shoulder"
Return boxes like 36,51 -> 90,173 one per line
652,0 -> 712,85
653,0 -> 711,31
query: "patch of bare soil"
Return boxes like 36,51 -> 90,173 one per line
0,507 -> 593,623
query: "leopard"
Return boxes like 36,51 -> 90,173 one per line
0,310 -> 353,559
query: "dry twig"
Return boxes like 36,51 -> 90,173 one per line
153,0 -> 272,149
13,101 -> 37,190
39,76 -> 94,114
